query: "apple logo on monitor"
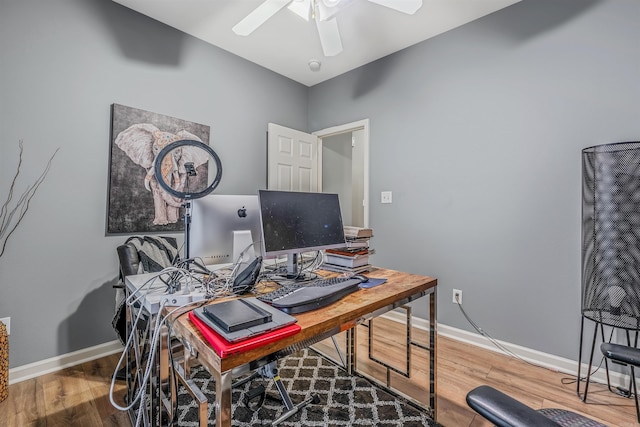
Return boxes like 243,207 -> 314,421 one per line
237,207 -> 247,218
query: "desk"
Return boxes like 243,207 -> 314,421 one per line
169,267 -> 437,426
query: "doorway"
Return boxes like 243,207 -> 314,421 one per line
314,119 -> 369,228
267,119 -> 369,228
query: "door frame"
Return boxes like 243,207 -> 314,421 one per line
313,119 -> 370,228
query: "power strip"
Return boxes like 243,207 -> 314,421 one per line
159,293 -> 207,308
125,272 -> 211,314
144,292 -> 208,313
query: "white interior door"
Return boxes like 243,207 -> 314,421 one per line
267,123 -> 319,191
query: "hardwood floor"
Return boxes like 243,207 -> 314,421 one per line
1,319 -> 638,426
316,320 -> 640,427
0,354 -> 129,427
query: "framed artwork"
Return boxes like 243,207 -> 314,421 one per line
107,104 -> 211,234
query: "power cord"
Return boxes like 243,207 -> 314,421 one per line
453,294 -> 610,382
111,247 -> 267,422
109,296 -> 168,423
260,251 -> 324,284
111,267 -> 209,422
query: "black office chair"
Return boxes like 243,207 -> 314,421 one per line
601,342 -> 640,423
112,242 -> 141,344
113,236 -> 179,343
466,385 -> 607,427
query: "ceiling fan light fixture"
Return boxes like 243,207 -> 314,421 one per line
316,0 -> 352,20
232,0 -> 421,58
322,0 -> 342,7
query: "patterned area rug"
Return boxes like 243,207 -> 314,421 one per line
176,348 -> 440,426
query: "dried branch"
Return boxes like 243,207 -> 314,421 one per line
0,140 -> 59,257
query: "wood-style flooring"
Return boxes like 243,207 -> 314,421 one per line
0,318 -> 638,426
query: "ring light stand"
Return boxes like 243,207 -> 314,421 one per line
154,139 -> 222,262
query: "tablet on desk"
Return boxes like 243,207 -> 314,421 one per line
188,311 -> 301,358
192,297 -> 296,343
202,299 -> 272,332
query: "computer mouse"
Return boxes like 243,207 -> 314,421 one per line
353,274 -> 369,283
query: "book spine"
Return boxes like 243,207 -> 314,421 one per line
322,263 -> 371,273
343,226 -> 373,238
326,248 -> 369,256
325,254 -> 369,267
345,240 -> 369,248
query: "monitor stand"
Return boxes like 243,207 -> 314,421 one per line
286,253 -> 300,279
233,230 -> 256,262
283,253 -> 314,281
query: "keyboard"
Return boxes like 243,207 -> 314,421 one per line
257,277 -> 363,314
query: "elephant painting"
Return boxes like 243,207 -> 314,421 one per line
114,123 -> 210,227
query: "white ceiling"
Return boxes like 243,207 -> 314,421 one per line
112,0 -> 520,87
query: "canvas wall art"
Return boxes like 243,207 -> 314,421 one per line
107,104 -> 211,234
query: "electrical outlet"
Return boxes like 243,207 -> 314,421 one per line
452,289 -> 462,305
0,317 -> 9,335
381,191 -> 392,204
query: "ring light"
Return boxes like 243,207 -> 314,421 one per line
154,139 -> 222,200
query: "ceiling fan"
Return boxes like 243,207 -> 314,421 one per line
232,0 -> 423,57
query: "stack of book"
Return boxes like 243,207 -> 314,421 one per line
343,226 -> 373,248
323,226 -> 374,273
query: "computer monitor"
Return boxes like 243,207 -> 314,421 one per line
258,190 -> 346,278
189,194 -> 262,265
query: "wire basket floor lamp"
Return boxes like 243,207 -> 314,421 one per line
579,141 -> 640,402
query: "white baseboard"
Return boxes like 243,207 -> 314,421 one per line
7,316 -> 631,390
381,311 -> 630,389
9,340 -> 123,384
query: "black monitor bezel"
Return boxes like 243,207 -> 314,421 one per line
257,190 -> 346,259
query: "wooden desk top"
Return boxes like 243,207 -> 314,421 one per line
170,267 -> 437,374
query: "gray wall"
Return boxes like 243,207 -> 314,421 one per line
0,0 -> 308,367
309,0 -> 640,360
3,0 -> 640,369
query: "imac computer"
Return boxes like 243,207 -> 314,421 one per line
258,190 -> 346,279
189,194 -> 262,266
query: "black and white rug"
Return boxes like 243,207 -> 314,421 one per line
176,348 -> 440,426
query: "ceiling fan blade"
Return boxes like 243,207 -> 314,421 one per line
367,0 -> 422,15
232,0 -> 292,36
288,0 -> 311,21
315,16 -> 343,56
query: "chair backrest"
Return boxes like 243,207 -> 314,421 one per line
118,236 -> 179,278
466,385 -> 561,427
117,243 -> 140,278
113,236 -> 179,346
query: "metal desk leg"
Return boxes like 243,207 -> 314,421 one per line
215,369 -> 233,427
346,327 -> 356,376
429,288 -> 438,420
172,359 -> 208,427
158,323 -> 171,426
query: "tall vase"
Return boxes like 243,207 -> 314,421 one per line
0,320 -> 7,403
